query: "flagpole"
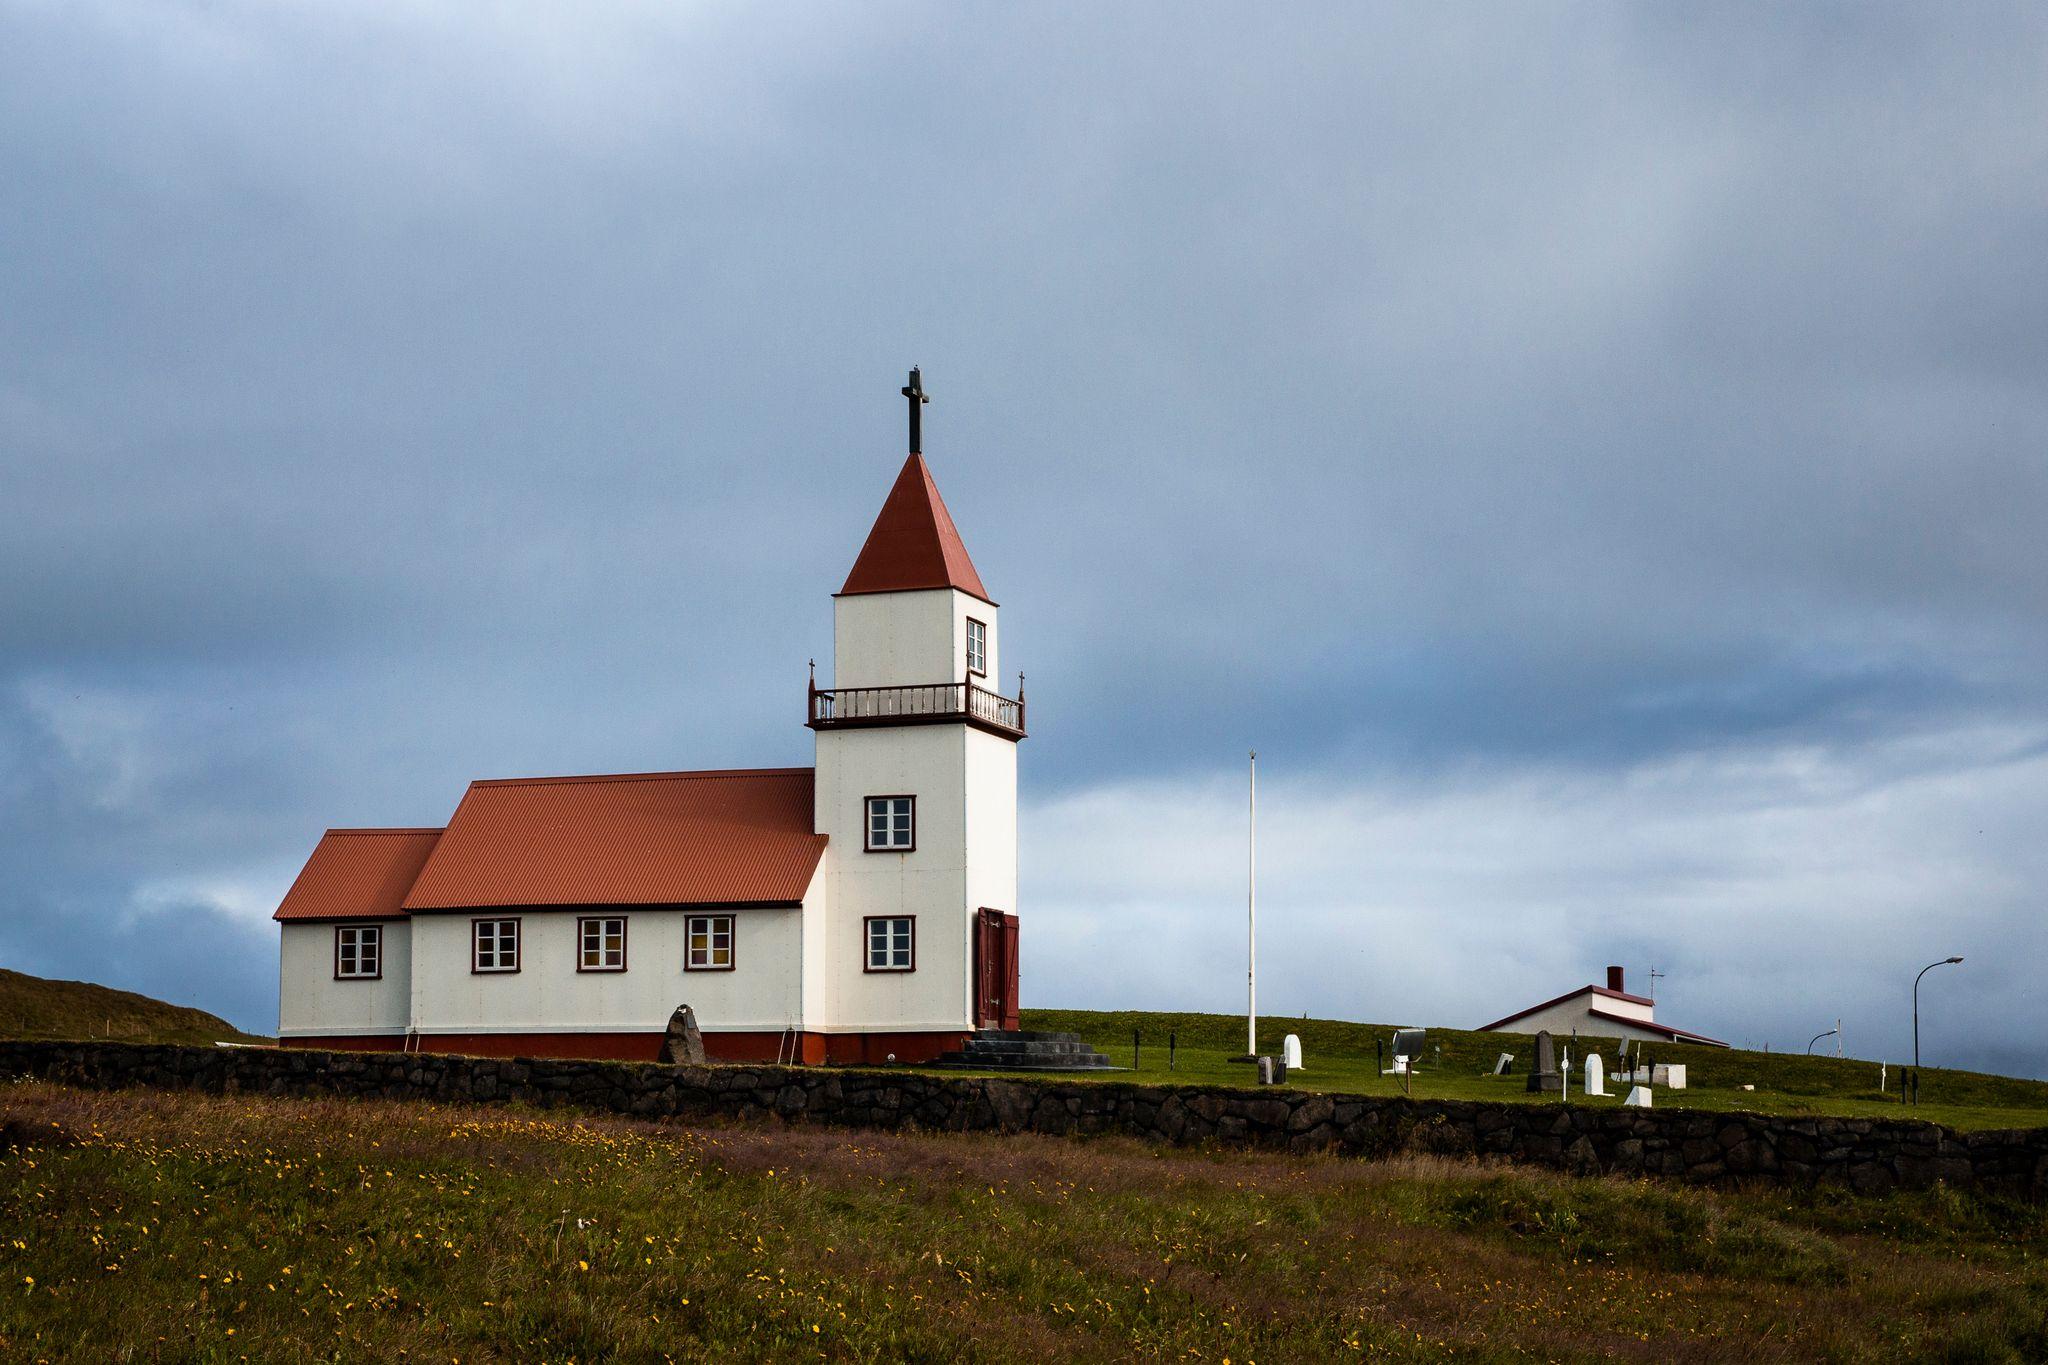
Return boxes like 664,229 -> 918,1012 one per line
1248,749 -> 1257,1059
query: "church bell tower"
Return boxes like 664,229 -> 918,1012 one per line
808,370 -> 1023,1050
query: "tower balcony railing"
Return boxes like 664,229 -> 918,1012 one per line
808,675 -> 1027,739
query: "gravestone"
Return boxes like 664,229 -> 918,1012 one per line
1390,1028 -> 1426,1074
1623,1084 -> 1652,1108
1257,1055 -> 1287,1086
1584,1052 -> 1606,1096
1282,1034 -> 1305,1072
1493,1053 -> 1514,1076
1662,1063 -> 1687,1090
1526,1030 -> 1562,1093
659,1004 -> 706,1065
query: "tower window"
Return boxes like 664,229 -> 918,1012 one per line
865,916 -> 916,971
472,918 -> 520,973
966,618 -> 987,676
334,925 -> 382,980
865,795 -> 915,851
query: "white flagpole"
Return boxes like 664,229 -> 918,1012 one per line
1248,749 -> 1258,1059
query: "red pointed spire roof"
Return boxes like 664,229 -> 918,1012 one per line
838,453 -> 993,604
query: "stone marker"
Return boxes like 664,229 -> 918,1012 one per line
1663,1063 -> 1687,1090
1623,1084 -> 1652,1108
1493,1052 -> 1514,1076
1257,1055 -> 1288,1086
1585,1052 -> 1606,1096
1526,1030 -> 1562,1093
1282,1034 -> 1304,1072
660,1004 -> 706,1065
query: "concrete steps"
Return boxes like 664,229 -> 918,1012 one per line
931,1029 -> 1119,1071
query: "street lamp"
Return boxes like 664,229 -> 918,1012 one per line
1912,956 -> 1965,1102
1806,1027 -> 1837,1055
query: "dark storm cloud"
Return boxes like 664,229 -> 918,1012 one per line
3,4 -> 2044,1067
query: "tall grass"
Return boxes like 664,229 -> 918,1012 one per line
4,1081 -> 2045,1362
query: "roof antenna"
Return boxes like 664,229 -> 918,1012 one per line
901,367 -> 929,455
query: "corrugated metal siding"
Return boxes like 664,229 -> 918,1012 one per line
401,768 -> 826,910
273,829 -> 443,921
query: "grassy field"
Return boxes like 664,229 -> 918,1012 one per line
0,969 -> 265,1047
1004,1008 -> 2048,1133
4,1081 -> 2047,1363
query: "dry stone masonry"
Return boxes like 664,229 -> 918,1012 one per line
3,1039 -> 2043,1198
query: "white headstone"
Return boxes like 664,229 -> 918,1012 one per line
1623,1085 -> 1652,1108
1663,1063 -> 1686,1090
1493,1053 -> 1514,1076
1584,1053 -> 1606,1096
1282,1034 -> 1304,1071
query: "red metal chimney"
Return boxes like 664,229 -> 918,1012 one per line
1606,965 -> 1625,992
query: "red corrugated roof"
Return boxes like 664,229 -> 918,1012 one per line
273,829 -> 443,921
401,768 -> 826,911
838,453 -> 992,603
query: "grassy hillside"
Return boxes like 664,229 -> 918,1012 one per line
1016,1007 -> 2048,1132
0,968 -> 264,1047
4,1082 -> 2046,1362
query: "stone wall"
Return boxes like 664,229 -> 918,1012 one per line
4,1040 -> 2044,1197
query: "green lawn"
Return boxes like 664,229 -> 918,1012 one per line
993,1008 -> 2048,1133
5,1081 -> 2047,1362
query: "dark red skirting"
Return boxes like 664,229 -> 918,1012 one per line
280,1029 -> 971,1066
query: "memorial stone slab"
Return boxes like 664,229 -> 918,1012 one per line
1585,1053 -> 1607,1096
660,1004 -> 707,1065
1526,1029 -> 1563,1093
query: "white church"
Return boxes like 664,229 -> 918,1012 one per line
273,372 -> 1022,1064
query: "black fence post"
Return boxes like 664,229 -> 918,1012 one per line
1168,1030 -> 1176,1072
1133,1029 -> 1140,1070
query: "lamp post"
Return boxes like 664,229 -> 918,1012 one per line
1912,956 -> 1964,1102
1806,1027 -> 1837,1056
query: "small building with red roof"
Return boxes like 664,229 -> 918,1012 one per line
1476,966 -> 1728,1048
275,371 -> 1024,1064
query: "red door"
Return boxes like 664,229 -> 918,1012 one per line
975,908 -> 1020,1030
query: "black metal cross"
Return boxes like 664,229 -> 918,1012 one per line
901,367 -> 929,455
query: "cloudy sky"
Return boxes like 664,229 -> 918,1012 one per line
5,4 -> 2044,1074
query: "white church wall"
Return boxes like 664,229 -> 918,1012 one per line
833,588 -> 999,690
951,589 -> 997,685
814,723 -> 975,1033
406,907 -> 803,1037
278,921 -> 412,1038
832,590 -> 959,689
962,726 -> 1019,1007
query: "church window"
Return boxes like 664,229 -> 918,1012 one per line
578,916 -> 627,972
966,618 -> 987,676
472,918 -> 520,973
865,916 -> 915,971
686,915 -> 734,971
865,795 -> 915,851
334,925 -> 381,980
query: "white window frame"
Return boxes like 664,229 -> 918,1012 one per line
865,795 -> 915,852
685,914 -> 734,971
865,915 -> 915,972
472,917 -> 520,974
965,617 -> 988,677
335,924 -> 382,980
578,916 -> 626,973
